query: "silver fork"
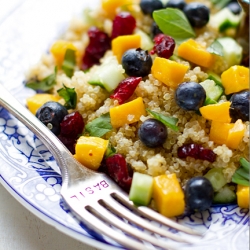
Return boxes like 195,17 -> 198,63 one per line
0,85 -> 202,250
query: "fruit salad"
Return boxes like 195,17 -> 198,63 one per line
25,0 -> 249,217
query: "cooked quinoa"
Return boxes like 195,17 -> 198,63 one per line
25,0 -> 249,189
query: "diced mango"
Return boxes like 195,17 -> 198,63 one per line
221,65 -> 249,95
26,94 -> 60,115
102,0 -> 134,19
209,120 -> 234,145
151,57 -> 189,89
74,136 -> 109,170
110,97 -> 146,128
112,34 -> 141,62
153,174 -> 185,217
209,119 -> 245,149
236,185 -> 249,208
177,39 -> 215,68
199,101 -> 231,123
227,119 -> 246,149
50,40 -> 77,66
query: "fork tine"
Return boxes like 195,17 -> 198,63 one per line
99,196 -> 195,244
113,192 -> 202,236
73,207 -> 155,250
87,202 -> 181,250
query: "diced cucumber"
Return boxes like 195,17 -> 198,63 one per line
135,28 -> 154,51
217,37 -> 243,67
204,168 -> 227,192
210,8 -> 242,32
213,185 -> 236,204
88,57 -> 125,92
200,79 -> 224,105
207,71 -> 222,86
129,172 -> 153,206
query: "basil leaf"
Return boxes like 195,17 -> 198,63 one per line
62,48 -> 76,78
207,40 -> 224,56
105,142 -> 116,158
146,109 -> 179,131
25,67 -> 57,91
57,84 -> 77,109
85,113 -> 113,137
153,8 -> 195,44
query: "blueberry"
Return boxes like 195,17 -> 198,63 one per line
183,2 -> 210,28
184,176 -> 214,212
227,2 -> 242,14
138,118 -> 167,148
122,48 -> 152,77
166,0 -> 187,10
140,0 -> 163,16
230,90 -> 249,122
36,101 -> 68,135
175,82 -> 206,111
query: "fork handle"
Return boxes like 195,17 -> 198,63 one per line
0,85 -> 70,177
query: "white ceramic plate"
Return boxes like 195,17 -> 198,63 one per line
0,1 -> 249,249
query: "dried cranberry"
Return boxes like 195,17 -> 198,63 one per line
111,12 -> 136,39
60,111 -> 84,138
81,27 -> 111,70
199,148 -> 216,162
58,135 -> 76,154
104,154 -> 132,192
178,143 -> 199,158
150,34 -> 175,59
110,77 -> 142,104
178,143 -> 216,163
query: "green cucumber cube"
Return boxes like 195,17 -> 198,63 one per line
129,172 -> 153,206
200,79 -> 224,105
204,168 -> 227,192
207,72 -> 222,86
213,185 -> 236,204
217,37 -> 243,67
88,57 -> 125,92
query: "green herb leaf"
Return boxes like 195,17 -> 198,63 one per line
85,113 -> 113,137
211,0 -> 231,9
57,84 -> 77,109
62,49 -> 76,78
153,8 -> 195,44
240,157 -> 250,172
146,109 -> 179,131
105,142 -> 116,158
25,67 -> 57,91
207,40 -> 224,56
232,158 -> 249,186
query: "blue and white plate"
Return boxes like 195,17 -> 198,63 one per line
0,1 -> 248,249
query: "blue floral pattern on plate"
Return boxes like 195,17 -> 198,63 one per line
0,1 -> 248,249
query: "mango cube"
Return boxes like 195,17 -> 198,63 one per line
74,136 -> 109,170
26,94 -> 60,115
221,65 -> 249,95
227,119 -> 246,149
199,101 -> 231,123
151,57 -> 189,89
110,97 -> 146,128
102,0 -> 134,19
50,40 -> 77,66
112,34 -> 141,62
236,185 -> 249,208
153,174 -> 185,217
177,39 -> 215,68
